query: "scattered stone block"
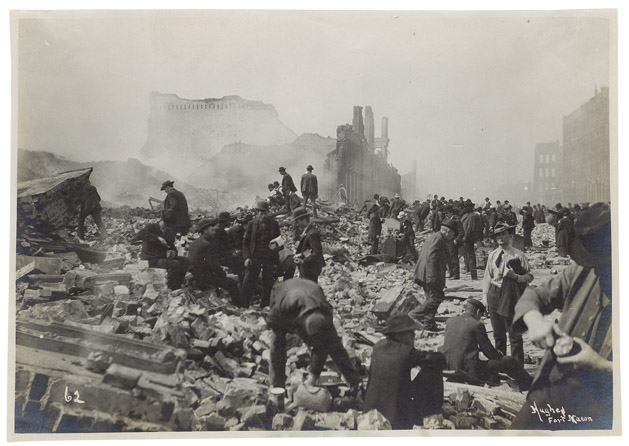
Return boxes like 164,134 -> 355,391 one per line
103,364 -> 141,390
357,409 -> 392,430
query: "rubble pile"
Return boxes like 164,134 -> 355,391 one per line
15,196 -> 574,432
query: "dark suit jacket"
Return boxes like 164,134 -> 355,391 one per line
242,214 -> 280,261
461,211 -> 483,242
368,206 -> 383,239
440,313 -> 502,377
164,189 -> 191,229
414,231 -> 447,288
134,222 -> 176,261
266,278 -> 332,332
296,223 -> 325,277
300,173 -> 318,195
281,173 -> 297,195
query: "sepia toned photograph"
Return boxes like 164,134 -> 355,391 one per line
8,7 -> 619,439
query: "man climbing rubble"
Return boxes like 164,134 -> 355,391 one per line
241,200 -> 281,307
363,313 -> 446,429
440,299 -> 533,391
278,167 -> 297,211
266,278 -> 362,396
510,203 -> 613,430
188,218 -> 243,306
133,209 -> 190,291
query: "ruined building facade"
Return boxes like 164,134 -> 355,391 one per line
532,141 -> 562,205
325,106 -> 401,204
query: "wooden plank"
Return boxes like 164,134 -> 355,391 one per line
16,255 -> 63,275
15,262 -> 37,280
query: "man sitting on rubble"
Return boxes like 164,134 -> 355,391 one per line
440,299 -> 532,391
267,183 -> 284,208
188,218 -> 243,305
134,209 -> 190,291
364,313 -> 446,429
266,278 -> 362,395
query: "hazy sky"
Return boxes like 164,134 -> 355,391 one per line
16,10 -> 611,199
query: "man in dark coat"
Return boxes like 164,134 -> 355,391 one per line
510,203 -> 612,430
441,218 -> 460,280
409,222 -> 451,331
415,200 -> 431,233
266,279 -> 361,391
389,193 -> 406,218
520,203 -> 536,247
503,204 -> 518,235
241,200 -> 281,307
300,165 -> 318,217
292,207 -> 325,283
78,183 -> 107,239
555,208 -> 575,257
461,201 -> 483,280
287,190 -> 303,213
188,218 -> 243,305
534,204 -> 546,224
215,211 -> 244,285
278,167 -> 297,211
133,210 -> 190,290
161,180 -> 192,235
364,314 -> 446,429
398,212 -> 418,262
440,299 -> 532,391
367,203 -> 383,255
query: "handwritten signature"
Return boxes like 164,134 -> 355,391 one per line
64,386 -> 85,404
530,401 -> 593,425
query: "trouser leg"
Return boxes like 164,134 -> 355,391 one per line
464,240 -> 477,279
155,258 -> 189,290
269,330 -> 287,388
409,284 -> 444,326
409,365 -> 445,421
488,305 -> 508,356
370,237 -> 379,255
260,261 -> 276,307
507,318 -> 525,366
91,211 -> 107,237
483,357 -> 532,390
212,274 -> 243,305
241,261 -> 262,307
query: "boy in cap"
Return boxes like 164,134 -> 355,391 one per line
241,200 -> 281,307
292,207 -> 325,283
482,222 -> 533,365
300,165 -> 318,217
364,313 -> 446,429
510,202 -> 613,430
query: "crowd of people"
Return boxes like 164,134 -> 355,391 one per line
76,172 -> 613,431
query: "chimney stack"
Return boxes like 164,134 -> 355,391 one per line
352,106 -> 364,137
381,116 -> 389,140
364,106 -> 375,149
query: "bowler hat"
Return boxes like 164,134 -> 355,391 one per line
441,218 -> 458,232
218,211 -> 232,223
160,180 -> 174,190
254,200 -> 269,211
278,166 -> 286,172
195,218 -> 215,233
306,165 -> 313,171
291,206 -> 312,223
570,202 -> 611,267
490,222 -> 514,237
465,298 -> 486,314
383,313 -> 420,335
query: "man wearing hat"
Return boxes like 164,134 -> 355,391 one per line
399,211 -> 418,262
502,204 -> 518,235
389,193 -> 406,218
441,218 -> 461,280
440,299 -> 533,391
520,202 -> 535,247
133,210 -> 190,291
278,167 -> 297,211
510,202 -> 613,430
266,278 -> 361,395
555,207 -> 575,257
188,218 -> 243,305
409,220 -> 452,331
300,165 -> 318,218
241,200 -> 281,307
292,206 -> 325,283
364,313 -> 446,429
482,222 -> 533,365
161,180 -> 192,235
367,202 -> 384,255
461,200 -> 483,280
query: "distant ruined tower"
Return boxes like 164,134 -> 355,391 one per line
364,106 -> 375,149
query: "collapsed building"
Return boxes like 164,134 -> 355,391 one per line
325,106 -> 402,204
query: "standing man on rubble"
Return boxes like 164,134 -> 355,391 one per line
300,165 -> 318,218
389,193 -> 406,218
409,220 -> 451,331
77,182 -> 107,240
134,210 -> 190,291
364,313 -> 446,429
278,167 -> 297,211
292,207 -> 325,283
215,212 -> 245,285
482,222 -> 533,365
442,218 -> 461,280
242,200 -> 281,307
509,203 -> 613,430
461,200 -> 483,280
399,212 -> 418,262
266,278 -> 362,394
367,202 -> 383,255
440,299 -> 533,391
161,180 -> 191,236
520,203 -> 535,248
188,218 -> 243,305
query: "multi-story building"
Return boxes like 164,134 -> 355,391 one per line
532,141 -> 562,205
562,86 -> 610,204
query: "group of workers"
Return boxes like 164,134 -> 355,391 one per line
78,176 -> 613,431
